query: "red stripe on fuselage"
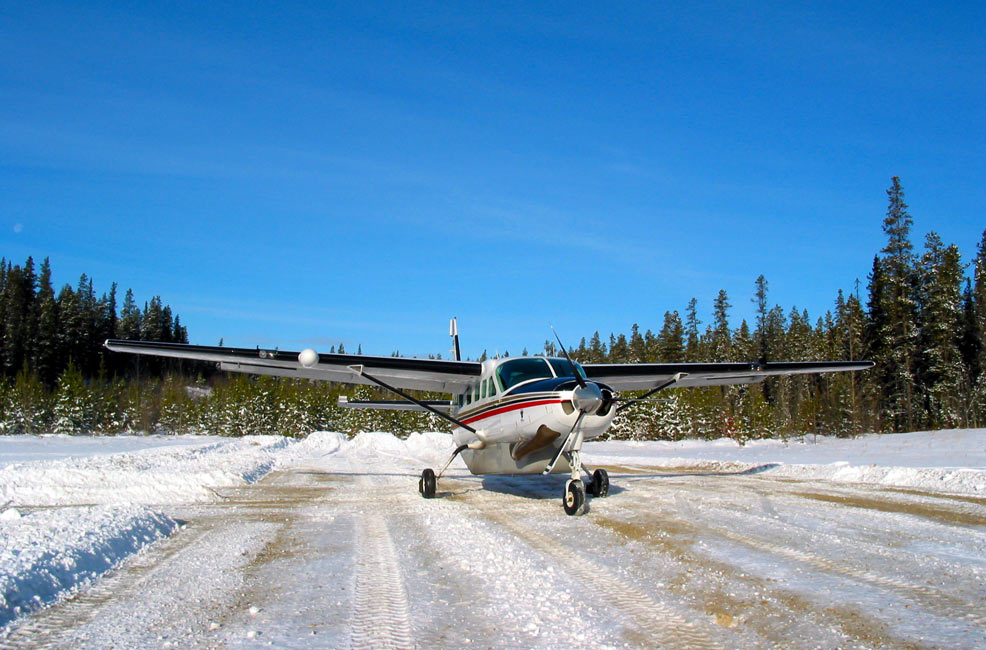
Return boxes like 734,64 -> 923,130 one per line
460,398 -> 565,426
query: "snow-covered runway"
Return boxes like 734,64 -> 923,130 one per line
2,431 -> 985,648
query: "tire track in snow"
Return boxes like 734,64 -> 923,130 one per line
445,482 -> 722,650
348,462 -> 415,650
710,522 -> 986,631
646,479 -> 986,631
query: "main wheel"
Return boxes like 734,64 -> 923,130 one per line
563,479 -> 587,516
591,468 -> 609,498
419,468 -> 436,498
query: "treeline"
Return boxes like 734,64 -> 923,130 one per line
0,369 -> 444,437
0,256 -> 188,385
2,177 -> 984,440
571,177 -> 986,439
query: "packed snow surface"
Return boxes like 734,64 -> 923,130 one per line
1,428 -> 984,647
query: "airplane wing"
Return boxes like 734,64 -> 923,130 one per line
103,339 -> 481,393
582,360 -> 873,391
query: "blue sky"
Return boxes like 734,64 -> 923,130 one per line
2,1 -> 984,359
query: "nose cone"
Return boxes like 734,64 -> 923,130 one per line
572,383 -> 604,414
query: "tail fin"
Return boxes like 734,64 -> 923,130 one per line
450,317 -> 461,361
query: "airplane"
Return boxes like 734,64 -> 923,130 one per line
104,319 -> 873,515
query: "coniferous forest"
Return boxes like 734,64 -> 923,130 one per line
2,177 -> 985,440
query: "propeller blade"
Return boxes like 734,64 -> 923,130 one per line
550,326 -> 586,389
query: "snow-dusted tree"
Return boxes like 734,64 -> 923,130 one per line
871,177 -> 920,431
973,230 -> 986,423
684,298 -> 701,361
0,368 -> 52,433
916,233 -> 967,427
52,362 -> 98,433
711,290 -> 732,361
158,375 -> 199,434
657,311 -> 684,362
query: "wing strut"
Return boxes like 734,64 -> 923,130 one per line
347,365 -> 477,434
616,372 -> 688,413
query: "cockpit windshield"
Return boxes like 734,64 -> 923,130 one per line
496,358 -> 553,390
547,358 -> 587,380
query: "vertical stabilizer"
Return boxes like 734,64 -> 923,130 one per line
450,317 -> 461,361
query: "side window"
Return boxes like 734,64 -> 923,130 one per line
473,383 -> 480,402
465,387 -> 472,405
487,377 -> 496,397
481,379 -> 487,399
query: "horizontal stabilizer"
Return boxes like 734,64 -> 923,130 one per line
337,396 -> 453,412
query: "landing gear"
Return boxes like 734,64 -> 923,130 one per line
419,468 -> 436,498
418,443 -> 470,499
563,479 -> 586,516
589,468 -> 609,498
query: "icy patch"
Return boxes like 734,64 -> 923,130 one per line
0,504 -> 178,627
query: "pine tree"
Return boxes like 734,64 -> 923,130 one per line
873,177 -> 920,431
916,233 -> 966,427
753,274 -> 769,362
588,332 -> 605,362
973,230 -> 986,423
685,298 -> 701,361
628,324 -> 646,362
657,311 -> 684,361
711,290 -> 732,361
1,258 -> 37,376
52,362 -> 97,433
33,258 -> 61,386
118,289 -> 141,340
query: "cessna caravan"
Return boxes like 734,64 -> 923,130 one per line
105,319 -> 872,515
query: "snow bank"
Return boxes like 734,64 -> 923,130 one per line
0,436 -> 296,507
270,430 -> 454,469
0,504 -> 178,627
0,434 -> 221,469
585,429 -> 986,495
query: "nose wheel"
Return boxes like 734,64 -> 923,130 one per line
559,451 -> 610,515
563,479 -> 586,516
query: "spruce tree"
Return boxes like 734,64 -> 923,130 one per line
916,233 -> 966,427
711,290 -> 732,361
1,258 -> 36,376
684,298 -> 701,361
971,230 -> 986,422
753,274 -> 769,361
33,258 -> 61,386
657,310 -> 684,361
118,289 -> 141,340
874,177 -> 920,431
628,324 -> 646,362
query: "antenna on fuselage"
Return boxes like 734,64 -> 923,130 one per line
450,317 -> 461,361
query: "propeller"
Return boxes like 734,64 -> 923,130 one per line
550,326 -> 604,415
542,327 -> 605,476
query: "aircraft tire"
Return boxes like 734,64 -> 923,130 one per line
563,479 -> 586,516
591,469 -> 609,498
420,468 -> 436,498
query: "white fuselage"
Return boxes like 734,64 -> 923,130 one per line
448,357 -> 617,475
